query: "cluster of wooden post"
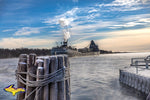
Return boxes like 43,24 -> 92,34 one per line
17,53 -> 70,100
119,69 -> 150,94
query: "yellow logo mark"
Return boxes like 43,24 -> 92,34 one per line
4,84 -> 25,96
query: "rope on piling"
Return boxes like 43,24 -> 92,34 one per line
16,67 -> 70,100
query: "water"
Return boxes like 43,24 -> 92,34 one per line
0,53 -> 150,100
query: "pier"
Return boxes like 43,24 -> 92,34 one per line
119,55 -> 150,96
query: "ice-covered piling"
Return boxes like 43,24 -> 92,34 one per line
16,54 -> 71,100
119,68 -> 150,94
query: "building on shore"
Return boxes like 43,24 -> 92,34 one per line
78,40 -> 100,53
89,40 -> 99,52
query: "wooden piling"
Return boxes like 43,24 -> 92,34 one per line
17,54 -> 27,100
25,53 -> 37,100
36,66 -> 44,100
58,55 -> 66,100
16,54 -> 70,100
43,58 -> 50,100
50,56 -> 58,100
64,55 -> 71,100
35,59 -> 44,100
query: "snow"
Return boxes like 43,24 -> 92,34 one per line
38,67 -> 43,70
122,67 -> 150,78
19,62 -> 26,64
36,59 -> 44,63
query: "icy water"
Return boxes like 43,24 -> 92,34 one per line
0,53 -> 150,100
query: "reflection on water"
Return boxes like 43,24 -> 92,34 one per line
0,53 -> 150,100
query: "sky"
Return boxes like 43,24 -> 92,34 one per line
0,0 -> 150,52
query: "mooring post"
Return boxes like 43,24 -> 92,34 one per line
17,54 -> 27,100
35,59 -> 44,100
64,55 -> 71,100
58,55 -> 66,100
50,56 -> 58,100
16,54 -> 70,100
25,53 -> 37,100
43,58 -> 50,100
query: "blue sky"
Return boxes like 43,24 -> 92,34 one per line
0,0 -> 150,52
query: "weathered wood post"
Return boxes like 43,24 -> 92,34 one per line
17,54 -> 27,100
35,59 -> 44,100
64,55 -> 71,100
50,56 -> 58,100
43,58 -> 50,100
58,55 -> 66,100
16,54 -> 70,100
25,53 -> 37,100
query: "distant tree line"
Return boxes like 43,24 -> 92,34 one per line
100,50 -> 113,54
0,48 -> 51,58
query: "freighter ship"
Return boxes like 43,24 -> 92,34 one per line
51,18 -> 100,56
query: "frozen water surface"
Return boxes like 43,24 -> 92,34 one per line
0,52 -> 150,100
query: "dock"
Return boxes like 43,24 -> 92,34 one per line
119,55 -> 150,99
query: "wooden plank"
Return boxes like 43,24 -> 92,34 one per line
17,54 -> 27,100
25,53 -> 37,100
50,56 -> 58,100
43,58 -> 50,100
57,55 -> 66,100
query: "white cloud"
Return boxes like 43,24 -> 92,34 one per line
98,0 -> 150,12
88,9 -> 98,13
2,29 -> 16,32
71,20 -> 115,34
43,8 -> 79,26
0,37 -> 56,48
121,14 -> 150,21
100,0 -> 146,7
14,27 -> 41,36
71,13 -> 150,31
109,14 -> 150,29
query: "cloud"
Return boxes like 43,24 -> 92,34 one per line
98,0 -> 150,12
71,20 -> 115,34
43,0 -> 150,34
43,7 -> 79,25
71,13 -> 150,33
0,37 -> 56,48
2,29 -> 16,32
88,9 -> 98,13
14,27 -> 41,36
109,14 -> 150,29
43,1 -> 150,33
99,0 -> 148,7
